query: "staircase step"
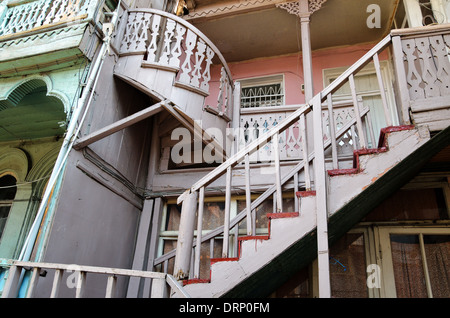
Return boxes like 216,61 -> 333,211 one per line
210,257 -> 239,265
182,278 -> 210,286
295,190 -> 316,197
266,212 -> 300,219
328,125 -> 415,177
327,167 -> 359,176
378,125 -> 415,148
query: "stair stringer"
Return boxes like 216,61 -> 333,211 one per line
180,126 -> 431,298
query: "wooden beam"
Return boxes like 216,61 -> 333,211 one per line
73,101 -> 165,150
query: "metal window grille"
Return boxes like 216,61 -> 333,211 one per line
240,83 -> 284,108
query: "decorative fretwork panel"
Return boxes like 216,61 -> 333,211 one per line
239,112 -> 293,162
239,104 -> 360,161
0,0 -> 92,37
119,10 -> 233,116
401,34 -> 450,100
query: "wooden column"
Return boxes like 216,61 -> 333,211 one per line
403,0 -> 424,27
299,0 -> 314,102
173,191 -> 198,280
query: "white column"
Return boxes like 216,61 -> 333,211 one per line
299,0 -> 314,102
404,0 -> 424,27
430,0 -> 450,23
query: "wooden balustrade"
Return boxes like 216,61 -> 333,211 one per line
239,99 -> 374,163
119,9 -> 234,119
0,0 -> 95,37
0,259 -> 189,298
391,25 -> 450,131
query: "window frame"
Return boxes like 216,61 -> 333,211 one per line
377,225 -> 450,298
238,74 -> 285,109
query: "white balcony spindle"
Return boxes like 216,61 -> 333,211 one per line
159,19 -> 176,65
244,154 -> 252,235
169,23 -> 186,68
273,132 -> 283,213
201,47 -> 215,92
147,14 -> 161,60
179,29 -> 197,84
349,74 -> 368,149
299,113 -> 311,189
194,186 -> 205,278
191,39 -> 206,88
50,269 -> 63,298
75,271 -> 87,298
326,94 -> 339,169
105,275 -> 117,298
222,166 -> 232,257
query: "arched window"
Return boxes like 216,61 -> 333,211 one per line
0,175 -> 17,242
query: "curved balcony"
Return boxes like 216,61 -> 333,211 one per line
113,8 -> 234,130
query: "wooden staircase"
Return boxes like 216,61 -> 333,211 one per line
175,125 -> 430,297
107,10 -> 450,298
151,25 -> 450,298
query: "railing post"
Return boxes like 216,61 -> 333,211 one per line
312,94 -> 331,298
222,166 -> 232,257
391,35 -> 412,125
173,191 -> 198,280
193,186 -> 205,278
1,265 -> 21,298
273,132 -> 283,212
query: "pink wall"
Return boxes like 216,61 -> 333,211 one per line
204,42 -> 389,108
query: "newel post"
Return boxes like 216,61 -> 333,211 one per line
312,93 -> 331,298
173,190 -> 198,280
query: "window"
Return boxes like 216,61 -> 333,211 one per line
239,75 -> 284,108
379,228 -> 450,298
0,175 -> 17,242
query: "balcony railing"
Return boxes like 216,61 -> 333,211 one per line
117,8 -> 234,119
239,98 -> 372,163
0,258 -> 190,298
391,24 -> 450,130
0,0 -> 97,38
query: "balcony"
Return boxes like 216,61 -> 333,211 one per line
0,0 -> 108,77
112,8 -> 234,134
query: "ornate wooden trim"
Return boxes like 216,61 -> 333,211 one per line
185,0 -> 287,20
276,0 -> 328,17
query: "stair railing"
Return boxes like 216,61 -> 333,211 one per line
163,34 -> 395,281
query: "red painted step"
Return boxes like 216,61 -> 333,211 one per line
327,125 -> 414,177
295,190 -> 316,197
